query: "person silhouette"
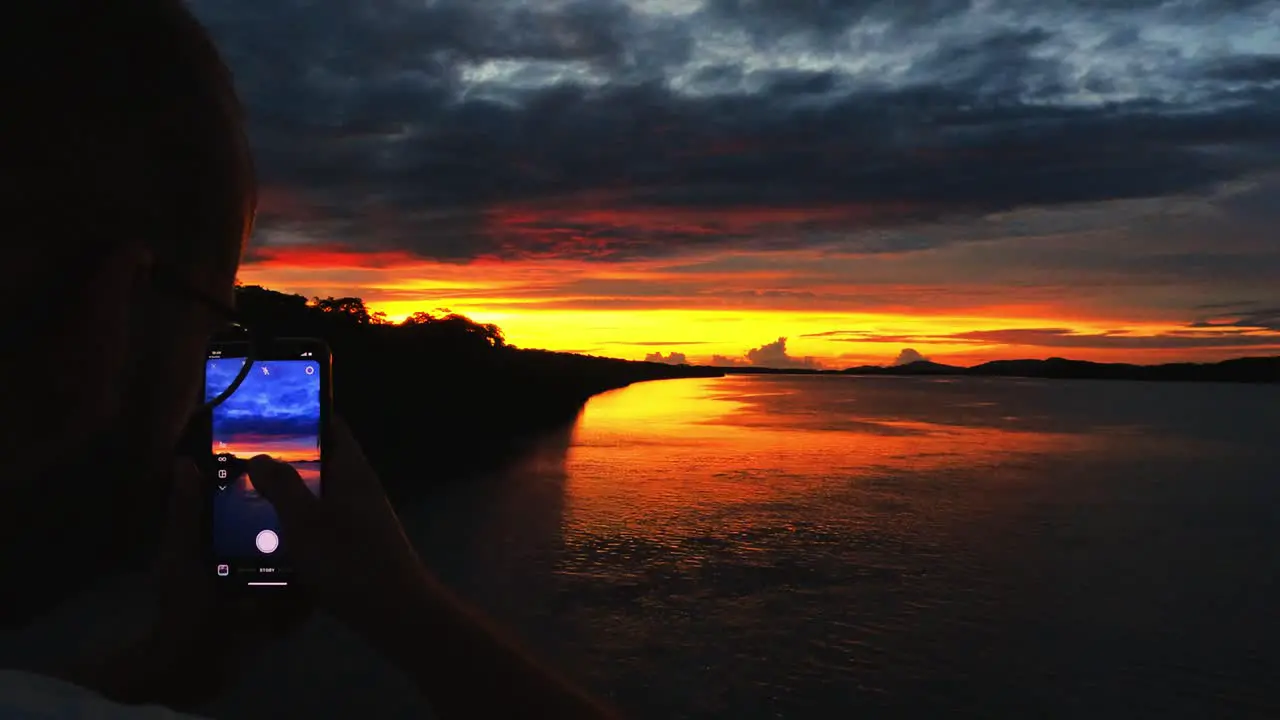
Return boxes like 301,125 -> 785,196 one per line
0,2 -> 614,718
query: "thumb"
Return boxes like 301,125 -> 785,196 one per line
248,456 -> 319,531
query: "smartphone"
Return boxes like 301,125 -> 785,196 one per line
202,337 -> 331,588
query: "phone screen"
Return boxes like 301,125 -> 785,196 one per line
205,342 -> 327,587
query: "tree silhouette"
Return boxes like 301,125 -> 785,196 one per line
398,310 -> 506,349
221,283 -> 721,504
402,311 -> 435,326
312,296 -> 373,324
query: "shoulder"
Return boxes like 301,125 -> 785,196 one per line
0,670 -> 210,719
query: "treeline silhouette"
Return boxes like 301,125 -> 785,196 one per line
234,284 -> 721,500
838,357 -> 1280,382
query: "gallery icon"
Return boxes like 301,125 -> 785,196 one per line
216,564 -> 229,577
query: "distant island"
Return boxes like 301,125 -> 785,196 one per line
714,356 -> 1280,383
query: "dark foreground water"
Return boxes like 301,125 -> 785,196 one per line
6,376 -> 1280,718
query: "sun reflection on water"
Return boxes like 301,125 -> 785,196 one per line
430,374 -> 1280,719
564,376 -> 1106,537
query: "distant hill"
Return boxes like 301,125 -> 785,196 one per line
717,360 -> 965,376
839,356 -> 1280,383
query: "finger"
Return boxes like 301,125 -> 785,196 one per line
248,456 -> 320,532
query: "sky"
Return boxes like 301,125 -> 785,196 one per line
190,0 -> 1280,368
208,358 -> 321,462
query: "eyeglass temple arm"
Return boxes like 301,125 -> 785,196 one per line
203,349 -> 255,411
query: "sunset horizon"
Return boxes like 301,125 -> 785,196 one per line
238,246 -> 1280,369
8,1 -> 1280,716
193,0 -> 1280,370
214,439 -> 320,465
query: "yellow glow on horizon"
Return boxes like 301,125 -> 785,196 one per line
359,302 -> 1271,366
236,250 -> 1280,368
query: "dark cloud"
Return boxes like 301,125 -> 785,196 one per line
197,0 -> 640,74
704,0 -> 973,42
644,351 -> 689,364
911,27 -> 1062,100
1111,252 -> 1280,285
216,414 -> 319,439
1192,300 -> 1267,311
188,0 -> 1280,263
1203,55 -> 1280,83
804,325 -> 1280,351
817,327 -> 1280,350
949,328 -> 1280,349
1191,307 -> 1280,332
754,69 -> 841,96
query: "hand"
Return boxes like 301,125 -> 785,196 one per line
248,418 -> 620,719
247,416 -> 430,627
149,459 -> 308,670
61,460 -> 306,709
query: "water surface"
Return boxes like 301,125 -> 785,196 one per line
6,375 -> 1279,719
408,375 -> 1280,719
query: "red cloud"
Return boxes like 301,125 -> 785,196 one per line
246,244 -> 422,269
482,197 -> 919,259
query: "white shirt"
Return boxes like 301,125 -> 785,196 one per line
0,671 -> 208,719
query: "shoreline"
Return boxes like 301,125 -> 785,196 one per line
352,354 -> 1280,503
710,355 -> 1280,384
341,353 -> 723,502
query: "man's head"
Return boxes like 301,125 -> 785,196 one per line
0,1 -> 256,616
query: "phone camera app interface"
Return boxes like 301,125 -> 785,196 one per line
207,357 -> 321,576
